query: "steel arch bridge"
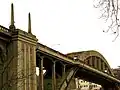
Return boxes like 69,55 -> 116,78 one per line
0,3 -> 120,90
36,43 -> 120,90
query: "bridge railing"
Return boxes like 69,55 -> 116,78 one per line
37,43 -> 75,61
0,25 -> 9,32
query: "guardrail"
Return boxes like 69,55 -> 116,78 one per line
37,43 -> 75,63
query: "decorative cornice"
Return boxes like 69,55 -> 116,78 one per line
11,29 -> 37,45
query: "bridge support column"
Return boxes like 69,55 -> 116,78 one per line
52,61 -> 56,90
98,58 -> 101,70
94,57 -> 97,68
39,56 -> 44,90
89,57 -> 92,66
102,61 -> 105,72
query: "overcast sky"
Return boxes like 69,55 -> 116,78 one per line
0,0 -> 120,68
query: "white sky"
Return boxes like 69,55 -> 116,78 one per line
0,0 -> 120,68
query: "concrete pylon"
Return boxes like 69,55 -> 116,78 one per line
9,3 -> 15,31
28,12 -> 32,34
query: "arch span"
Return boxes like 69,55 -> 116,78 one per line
67,50 -> 114,76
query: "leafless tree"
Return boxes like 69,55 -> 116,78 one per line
93,0 -> 120,41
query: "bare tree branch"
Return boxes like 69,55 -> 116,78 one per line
94,0 -> 120,40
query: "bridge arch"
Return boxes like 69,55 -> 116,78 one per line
67,50 -> 114,76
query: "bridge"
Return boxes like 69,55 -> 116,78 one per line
0,3 -> 120,90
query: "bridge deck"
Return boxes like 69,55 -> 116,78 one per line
36,43 -> 120,85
